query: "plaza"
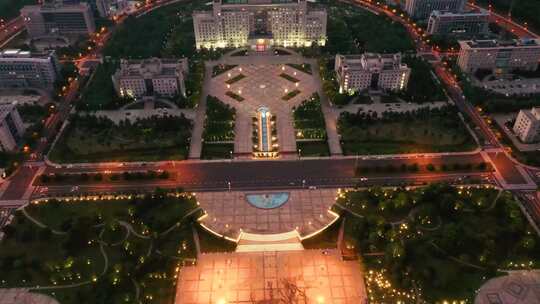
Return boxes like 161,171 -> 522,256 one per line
175,250 -> 367,304
207,50 -> 325,157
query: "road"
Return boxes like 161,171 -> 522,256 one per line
0,16 -> 24,47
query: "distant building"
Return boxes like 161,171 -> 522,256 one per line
335,53 -> 411,93
427,9 -> 489,36
112,58 -> 189,99
513,107 -> 540,143
95,0 -> 128,18
0,103 -> 26,152
21,2 -> 96,40
0,49 -> 61,91
457,39 -> 540,74
193,0 -> 327,51
405,0 -> 466,20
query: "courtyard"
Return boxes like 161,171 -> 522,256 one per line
207,51 -> 325,157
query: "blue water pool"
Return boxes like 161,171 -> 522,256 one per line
246,192 -> 290,209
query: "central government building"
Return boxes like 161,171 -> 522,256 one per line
193,0 -> 327,50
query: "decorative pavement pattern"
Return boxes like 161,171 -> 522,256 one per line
196,189 -> 338,239
175,249 -> 367,304
0,289 -> 60,304
475,271 -> 540,304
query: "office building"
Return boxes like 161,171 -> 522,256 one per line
112,58 -> 189,99
335,53 -> 411,93
405,0 -> 466,20
0,103 -> 26,152
193,0 -> 327,50
0,49 -> 61,91
457,39 -> 540,74
21,2 -> 96,39
427,9 -> 489,36
513,107 -> 540,143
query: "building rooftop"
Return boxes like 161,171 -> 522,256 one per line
221,0 -> 297,5
338,53 -> 405,71
0,49 -> 54,59
461,38 -> 540,49
430,8 -> 488,17
0,103 -> 16,122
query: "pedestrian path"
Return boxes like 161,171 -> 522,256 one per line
0,289 -> 59,304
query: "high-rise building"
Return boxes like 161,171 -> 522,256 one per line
20,2 -> 96,39
457,39 -> 540,73
193,0 -> 327,50
112,58 -> 189,99
405,0 -> 466,20
335,53 -> 411,93
427,9 -> 489,36
0,103 -> 26,152
513,107 -> 540,143
0,49 -> 61,91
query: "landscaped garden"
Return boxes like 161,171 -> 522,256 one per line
279,73 -> 300,83
212,64 -> 237,77
282,89 -> 301,101
338,106 -> 477,155
0,190 -> 235,303
334,184 -> 540,303
293,93 -> 329,156
225,74 -> 246,85
49,114 -> 193,163
225,91 -> 245,102
201,96 -> 236,159
287,63 -> 312,75
0,0 -> 35,20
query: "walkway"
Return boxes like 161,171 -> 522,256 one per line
188,64 -> 212,159
309,58 -> 343,156
475,271 -> 540,304
0,289 -> 59,304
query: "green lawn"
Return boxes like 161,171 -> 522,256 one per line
49,115 -> 192,163
339,184 -> 540,303
286,63 -> 312,75
338,106 -> 477,155
293,94 -> 327,145
225,74 -> 246,85
0,191 -> 212,304
203,96 -> 236,142
279,73 -> 300,83
324,1 -> 415,54
282,89 -> 301,101
298,141 -> 330,157
201,143 -> 234,159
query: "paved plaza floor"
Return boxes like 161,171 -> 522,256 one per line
475,271 -> 540,304
175,249 -> 367,304
196,189 -> 339,240
0,289 -> 59,304
208,57 -> 319,156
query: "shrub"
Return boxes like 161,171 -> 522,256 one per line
426,164 -> 436,171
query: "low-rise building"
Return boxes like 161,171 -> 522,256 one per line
0,103 -> 26,152
335,53 -> 411,93
95,0 -> 128,18
513,107 -> 540,143
0,49 -> 61,91
427,9 -> 489,36
404,0 -> 466,20
21,2 -> 96,40
457,39 -> 540,74
112,58 -> 189,99
193,0 -> 326,50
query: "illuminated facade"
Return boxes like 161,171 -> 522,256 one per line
513,107 -> 540,143
335,53 -> 411,93
193,0 -> 327,50
427,9 -> 489,37
112,58 -> 188,99
457,39 -> 540,73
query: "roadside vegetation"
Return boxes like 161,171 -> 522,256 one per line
293,93 -> 329,156
0,190 -> 234,303
0,0 -> 35,20
338,106 -> 477,154
476,0 -> 540,33
202,96 -> 236,159
49,114 -> 192,163
335,184 -> 540,303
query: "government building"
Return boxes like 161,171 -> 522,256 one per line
405,0 -> 466,20
513,107 -> 540,143
335,53 -> 411,93
427,9 -> 489,37
21,1 -> 96,40
457,39 -> 540,74
0,49 -> 61,92
192,0 -> 327,50
0,102 -> 26,152
112,58 -> 189,99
